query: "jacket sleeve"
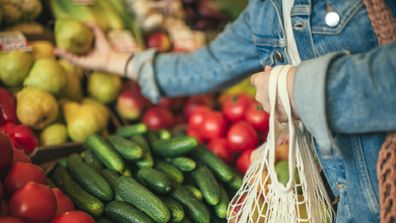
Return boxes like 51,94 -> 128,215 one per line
294,42 -> 396,156
130,7 -> 262,103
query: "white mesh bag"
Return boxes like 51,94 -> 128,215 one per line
227,65 -> 334,223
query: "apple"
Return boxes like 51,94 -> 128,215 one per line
116,89 -> 147,121
146,32 -> 172,52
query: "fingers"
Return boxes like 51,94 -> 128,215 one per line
55,48 -> 83,66
86,22 -> 108,47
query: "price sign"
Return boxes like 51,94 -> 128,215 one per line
108,30 -> 140,53
0,31 -> 32,52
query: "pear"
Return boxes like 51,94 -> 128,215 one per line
31,41 -> 55,59
59,59 -> 83,101
88,72 -> 122,104
16,87 -> 59,129
82,98 -> 110,130
40,123 -> 68,146
55,18 -> 94,55
24,58 -> 67,95
0,51 -> 34,87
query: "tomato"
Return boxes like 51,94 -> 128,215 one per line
52,188 -> 74,216
222,94 -> 253,122
0,217 -> 24,223
12,149 -> 31,164
227,121 -> 258,152
5,162 -> 46,195
159,97 -> 184,112
50,211 -> 95,223
245,102 -> 270,132
0,182 -> 3,201
188,106 -> 210,130
142,106 -> 175,130
236,150 -> 253,174
200,111 -> 227,139
0,132 -> 13,173
207,138 -> 235,164
9,182 -> 56,223
183,94 -> 214,119
187,126 -> 206,144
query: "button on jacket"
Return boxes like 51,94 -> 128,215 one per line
130,0 -> 396,222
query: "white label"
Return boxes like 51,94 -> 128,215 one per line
108,30 -> 139,53
72,0 -> 95,5
0,31 -> 32,52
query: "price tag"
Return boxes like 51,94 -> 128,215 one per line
108,30 -> 139,53
168,26 -> 205,52
0,31 -> 32,52
72,0 -> 95,5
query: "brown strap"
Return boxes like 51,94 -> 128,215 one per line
363,0 -> 396,44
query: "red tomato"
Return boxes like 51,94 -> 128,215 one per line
200,111 -> 227,139
187,126 -> 206,144
183,94 -> 214,119
222,94 -> 253,122
0,217 -> 24,223
142,106 -> 175,130
0,132 -> 13,173
188,106 -> 210,130
5,162 -> 46,195
50,211 -> 95,223
207,138 -> 235,164
245,102 -> 270,132
52,188 -> 74,216
227,121 -> 258,152
159,97 -> 184,111
9,182 -> 56,223
12,149 -> 31,164
236,150 -> 253,174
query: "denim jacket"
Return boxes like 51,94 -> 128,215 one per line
130,0 -> 396,222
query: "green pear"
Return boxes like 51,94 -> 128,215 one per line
40,123 -> 68,146
24,58 -> 67,95
16,87 -> 59,129
88,72 -> 121,104
0,51 -> 34,87
59,59 -> 83,101
55,18 -> 94,55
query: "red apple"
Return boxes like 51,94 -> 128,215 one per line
116,89 -> 147,121
146,32 -> 172,52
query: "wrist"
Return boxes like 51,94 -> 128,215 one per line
103,51 -> 131,75
287,66 -> 299,119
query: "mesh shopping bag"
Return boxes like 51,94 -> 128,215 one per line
227,65 -> 334,223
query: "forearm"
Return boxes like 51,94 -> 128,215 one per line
104,52 -> 131,76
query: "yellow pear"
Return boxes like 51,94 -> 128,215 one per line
88,72 -> 121,104
40,123 -> 68,146
59,59 -> 83,101
82,98 -> 110,130
31,41 -> 55,59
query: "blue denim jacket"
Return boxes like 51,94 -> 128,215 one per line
130,0 -> 396,222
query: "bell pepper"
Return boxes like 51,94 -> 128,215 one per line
0,88 -> 18,125
0,123 -> 38,154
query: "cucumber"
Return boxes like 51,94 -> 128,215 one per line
170,184 -> 210,223
155,160 -> 184,184
67,154 -> 113,201
85,134 -> 125,173
101,169 -> 120,190
157,129 -> 172,140
214,187 -> 229,219
131,135 -> 154,168
116,123 -> 147,137
83,150 -> 103,172
192,145 -> 233,182
228,171 -> 243,191
98,217 -> 114,223
191,165 -> 221,205
108,135 -> 144,161
137,168 -> 173,194
116,176 -> 171,223
152,136 -> 198,157
162,197 -> 185,223
52,166 -> 104,217
105,201 -> 154,223
181,217 -> 193,223
170,157 -> 197,172
185,185 -> 202,201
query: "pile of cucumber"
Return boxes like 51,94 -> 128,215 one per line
50,123 -> 243,223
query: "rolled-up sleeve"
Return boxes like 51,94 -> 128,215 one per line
131,7 -> 262,103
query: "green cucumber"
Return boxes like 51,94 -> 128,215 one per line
108,135 -> 144,161
170,184 -> 210,223
162,197 -> 185,223
116,123 -> 147,137
116,176 -> 171,223
192,145 -> 233,182
98,217 -> 114,223
181,217 -> 193,223
52,166 -> 104,217
105,201 -> 154,223
152,136 -> 198,157
101,169 -> 120,190
214,187 -> 229,219
83,150 -> 103,172
170,157 -> 197,172
191,165 -> 221,205
137,168 -> 173,194
185,185 -> 202,201
67,154 -> 113,201
228,170 -> 243,191
155,160 -> 184,184
85,134 -> 125,173
131,135 -> 154,168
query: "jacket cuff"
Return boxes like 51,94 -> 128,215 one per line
130,49 -> 162,103
294,51 -> 348,158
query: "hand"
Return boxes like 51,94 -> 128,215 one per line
55,23 -> 130,75
250,65 -> 299,122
